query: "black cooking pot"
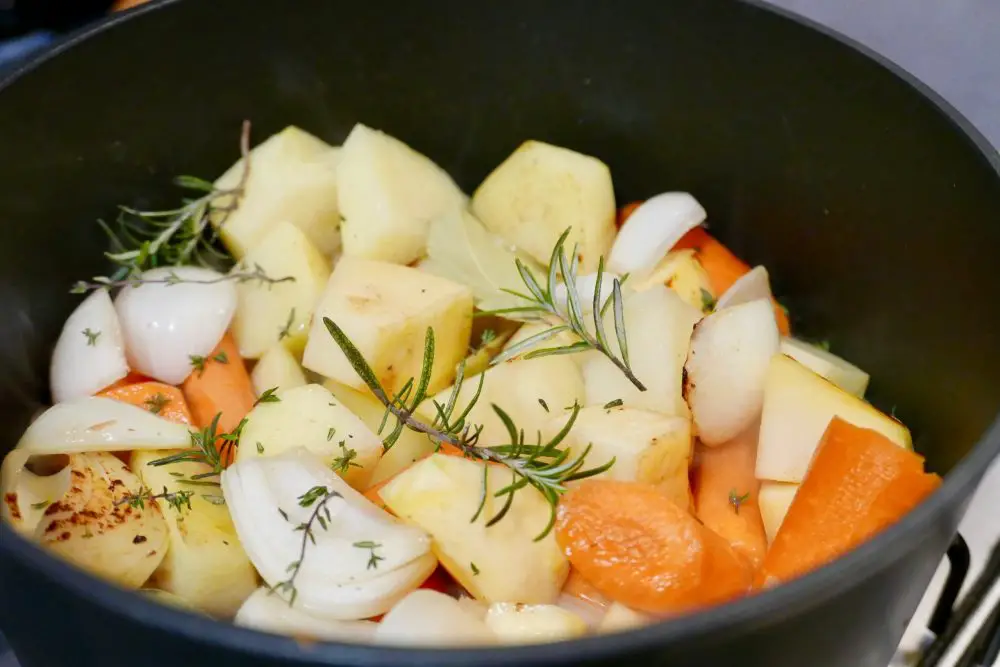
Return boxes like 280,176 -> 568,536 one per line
1,1 -> 999,666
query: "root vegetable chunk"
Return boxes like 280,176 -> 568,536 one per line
552,406 -> 692,509
555,480 -> 751,614
211,126 -> 341,259
471,140 -> 616,272
755,354 -> 911,483
756,418 -> 940,587
302,257 -> 473,398
378,454 -> 569,604
337,123 -> 466,265
231,221 -> 331,359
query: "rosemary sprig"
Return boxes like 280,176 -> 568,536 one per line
116,485 -> 194,514
482,229 -> 646,391
268,485 -> 342,606
323,317 -> 614,540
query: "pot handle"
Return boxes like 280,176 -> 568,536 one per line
927,533 -> 971,636
918,535 -> 1000,667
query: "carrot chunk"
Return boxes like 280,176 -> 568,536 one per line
616,201 -> 644,228
756,417 -> 941,587
692,428 -> 767,569
181,332 -> 255,437
98,381 -> 193,425
555,480 -> 751,614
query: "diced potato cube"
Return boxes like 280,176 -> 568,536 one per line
581,285 -> 701,416
471,140 -> 616,272
337,123 -> 466,265
632,249 -> 715,314
323,379 -> 436,486
231,221 -> 331,358
422,356 -> 585,448
485,603 -> 588,644
132,451 -> 257,616
758,481 -> 800,544
779,337 -> 870,397
755,355 -> 911,483
251,345 -> 307,397
211,126 -> 341,258
236,384 -> 383,489
379,454 -> 569,604
551,406 -> 692,509
302,257 -> 473,397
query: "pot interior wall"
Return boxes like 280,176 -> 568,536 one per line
0,0 -> 999,476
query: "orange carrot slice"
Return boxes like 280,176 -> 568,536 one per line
182,332 -> 255,439
99,371 -> 154,393
755,418 -> 941,588
676,228 -> 791,335
555,480 -> 752,614
692,428 -> 767,569
98,381 -> 193,426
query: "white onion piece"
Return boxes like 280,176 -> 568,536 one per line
374,590 -> 496,647
222,449 -> 436,621
15,397 -> 192,454
715,265 -> 772,310
683,299 -> 779,445
607,192 -> 707,276
235,588 -> 377,642
553,272 -> 621,316
50,290 -> 128,403
1,453 -> 72,535
557,592 -> 607,629
115,266 -> 236,384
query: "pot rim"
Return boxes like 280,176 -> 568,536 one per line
1,0 -> 999,664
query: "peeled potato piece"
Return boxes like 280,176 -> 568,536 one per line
33,452 -> 168,589
375,589 -> 496,647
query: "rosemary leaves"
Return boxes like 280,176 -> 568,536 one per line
323,317 -> 614,539
483,228 -> 646,391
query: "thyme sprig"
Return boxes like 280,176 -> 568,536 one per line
146,412 -> 242,482
481,228 -> 646,391
116,485 -> 194,514
70,263 -> 294,294
324,317 -> 614,540
268,485 -> 342,606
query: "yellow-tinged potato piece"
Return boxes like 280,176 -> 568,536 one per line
632,249 -> 715,314
471,140 -> 616,273
755,354 -> 911,483
231,221 -> 331,359
302,257 -> 473,397
598,602 -> 654,634
758,481 -> 800,544
34,452 -> 168,589
550,406 -> 692,508
251,344 -> 307,397
323,379 -> 436,487
485,603 -> 588,644
581,285 -> 701,416
421,356 -> 584,448
236,384 -> 383,490
779,337 -> 870,398
337,123 -> 466,265
132,451 -> 256,616
379,454 -> 569,604
211,126 -> 341,259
